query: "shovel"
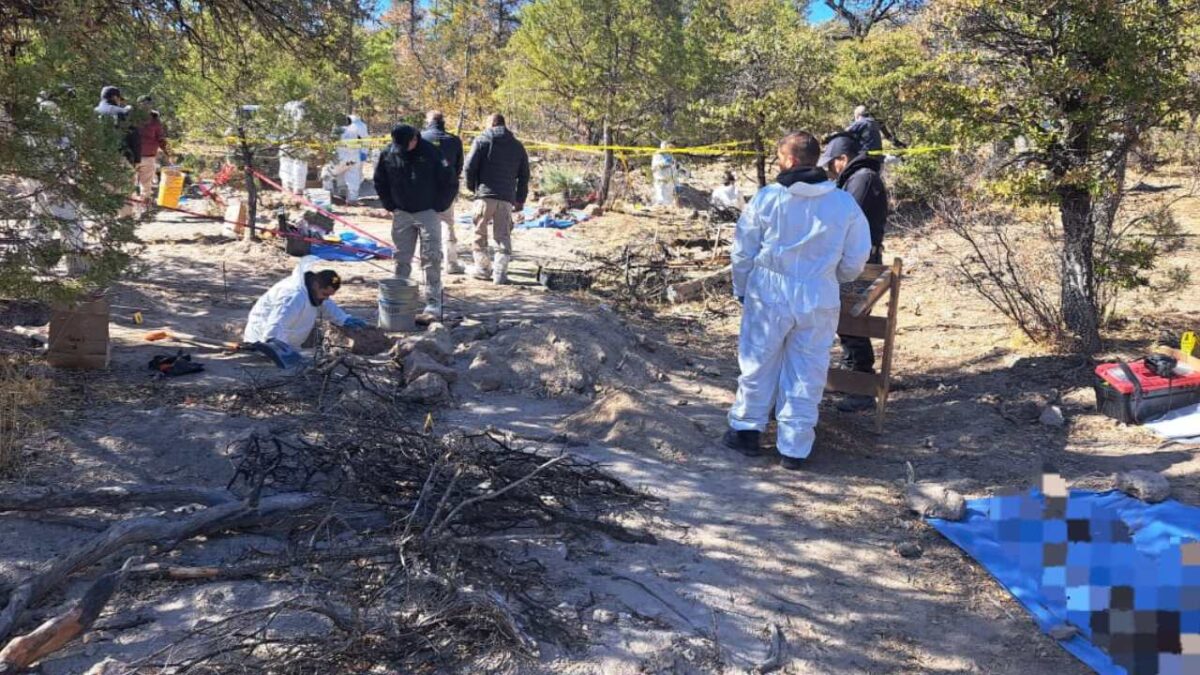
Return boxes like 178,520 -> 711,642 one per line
142,329 -> 245,352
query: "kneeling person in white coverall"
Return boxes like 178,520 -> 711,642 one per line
724,132 -> 871,470
244,256 -> 368,354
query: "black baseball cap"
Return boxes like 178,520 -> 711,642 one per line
818,133 -> 861,169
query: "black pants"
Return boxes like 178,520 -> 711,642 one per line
838,245 -> 883,375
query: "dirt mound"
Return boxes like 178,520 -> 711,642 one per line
461,314 -> 672,397
558,388 -> 713,459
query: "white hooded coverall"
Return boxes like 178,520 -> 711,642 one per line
328,115 -> 368,202
651,150 -> 677,206
728,178 -> 871,459
243,256 -> 351,349
278,101 -> 308,194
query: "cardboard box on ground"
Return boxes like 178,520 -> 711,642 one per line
47,295 -> 110,369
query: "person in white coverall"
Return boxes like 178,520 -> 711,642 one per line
650,141 -> 678,207
278,100 -> 308,194
724,131 -> 871,470
324,114 -> 368,204
243,256 -> 367,350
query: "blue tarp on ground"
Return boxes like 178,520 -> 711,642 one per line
309,232 -> 394,261
929,489 -> 1200,675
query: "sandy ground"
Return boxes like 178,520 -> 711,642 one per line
1,166 -> 1197,673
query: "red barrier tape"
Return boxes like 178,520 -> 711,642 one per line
246,167 -> 394,250
127,198 -> 393,260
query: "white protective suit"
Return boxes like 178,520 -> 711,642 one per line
243,256 -> 351,349
651,144 -> 677,206
728,176 -> 871,459
327,115 -> 368,202
711,183 -> 741,211
278,100 -> 308,193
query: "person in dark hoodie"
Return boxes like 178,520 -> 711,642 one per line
373,124 -> 456,320
421,110 -> 466,275
819,132 -> 889,412
724,132 -> 870,470
464,113 -> 530,284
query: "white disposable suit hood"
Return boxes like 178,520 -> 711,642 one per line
243,256 -> 351,349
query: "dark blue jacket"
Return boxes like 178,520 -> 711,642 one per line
421,122 -> 464,192
373,125 -> 456,214
465,126 -> 530,205
837,154 -> 888,251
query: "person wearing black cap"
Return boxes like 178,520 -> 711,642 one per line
243,255 -> 366,351
818,131 -> 889,412
373,124 -> 457,320
421,110 -> 466,275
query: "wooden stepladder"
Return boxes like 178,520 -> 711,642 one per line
826,258 -> 903,432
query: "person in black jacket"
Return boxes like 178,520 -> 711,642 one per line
373,124 -> 456,319
421,111 -> 466,275
819,132 -> 889,412
464,113 -> 530,284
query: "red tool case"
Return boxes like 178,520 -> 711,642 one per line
1093,359 -> 1200,424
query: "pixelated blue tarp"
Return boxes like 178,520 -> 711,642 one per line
929,490 -> 1200,675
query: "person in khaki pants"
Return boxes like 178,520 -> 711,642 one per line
421,111 -> 466,275
464,113 -> 529,284
133,95 -> 171,204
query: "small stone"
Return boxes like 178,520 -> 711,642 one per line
1115,470 -> 1170,503
1048,624 -> 1079,640
1039,405 -> 1065,427
896,541 -> 923,558
403,350 -> 457,384
398,373 -> 449,403
592,608 -> 617,625
675,399 -> 688,407
904,483 -> 967,521
393,322 -> 455,364
468,348 -> 514,392
583,204 -> 603,217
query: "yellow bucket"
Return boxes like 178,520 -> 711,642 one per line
156,167 -> 185,208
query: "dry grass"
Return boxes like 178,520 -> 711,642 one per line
0,355 -> 50,475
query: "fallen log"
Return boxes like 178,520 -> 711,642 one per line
0,492 -> 322,643
0,566 -> 125,673
0,485 -> 236,513
666,265 -> 732,304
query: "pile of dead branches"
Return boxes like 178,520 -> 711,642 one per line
0,358 -> 656,673
584,234 -> 728,307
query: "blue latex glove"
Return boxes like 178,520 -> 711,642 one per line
343,317 -> 369,329
256,338 -> 304,369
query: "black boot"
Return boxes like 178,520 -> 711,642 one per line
779,456 -> 805,471
722,429 -> 761,456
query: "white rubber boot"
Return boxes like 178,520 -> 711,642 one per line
470,251 -> 492,280
492,253 -> 511,285
445,243 -> 465,275
417,285 -> 443,325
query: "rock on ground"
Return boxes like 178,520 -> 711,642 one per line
1039,405 -> 1065,427
399,372 -> 450,403
468,347 -> 517,392
403,350 -> 457,384
392,322 -> 455,364
904,482 -> 967,521
1115,470 -> 1170,503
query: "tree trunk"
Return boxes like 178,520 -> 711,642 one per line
1058,187 -> 1101,353
238,130 -> 256,241
753,136 -> 766,188
599,118 -> 614,204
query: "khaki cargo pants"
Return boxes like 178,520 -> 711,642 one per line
472,197 -> 513,256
